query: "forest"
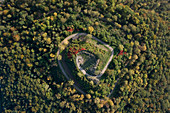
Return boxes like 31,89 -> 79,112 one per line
0,0 -> 169,112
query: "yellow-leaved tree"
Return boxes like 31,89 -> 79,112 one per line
88,26 -> 94,34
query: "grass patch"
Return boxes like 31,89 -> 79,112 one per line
66,34 -> 112,76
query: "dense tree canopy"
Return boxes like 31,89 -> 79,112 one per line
0,0 -> 169,112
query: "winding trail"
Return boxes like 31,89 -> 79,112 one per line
107,78 -> 120,97
61,51 -> 86,94
57,33 -> 116,95
58,58 -> 86,94
107,61 -> 129,97
57,33 -> 86,94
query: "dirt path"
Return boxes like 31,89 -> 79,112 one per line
61,52 -> 86,94
57,33 -> 114,95
58,59 -> 86,94
107,61 -> 129,97
107,78 -> 120,97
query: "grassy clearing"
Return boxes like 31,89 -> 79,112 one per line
66,35 -> 112,76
